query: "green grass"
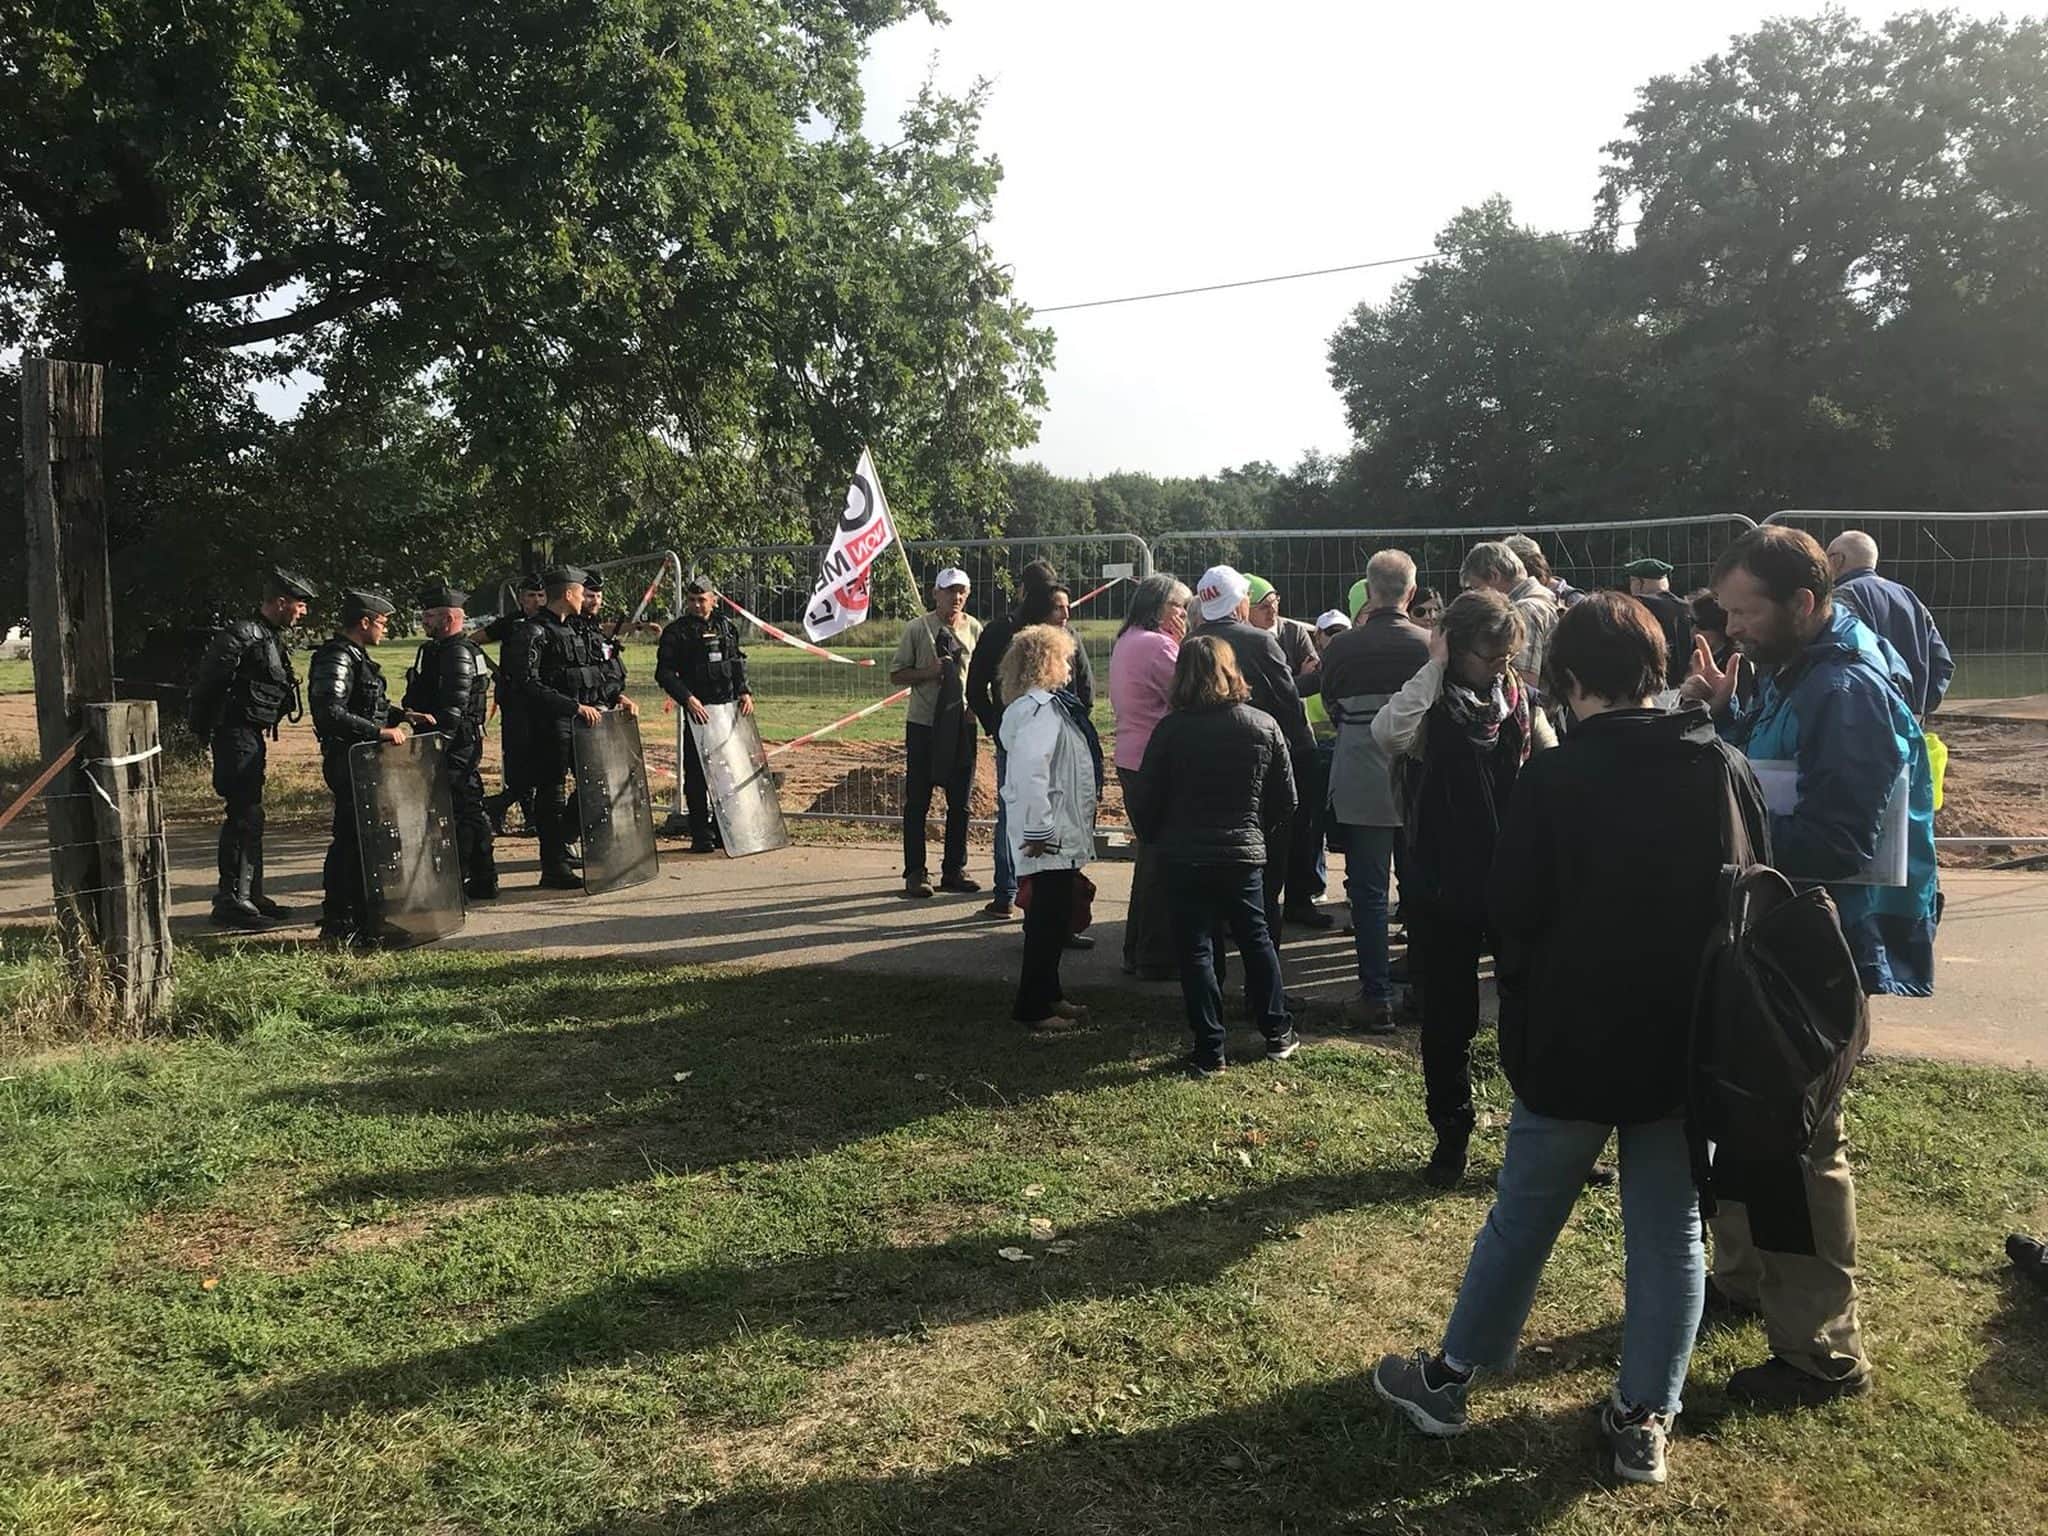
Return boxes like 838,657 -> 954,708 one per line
1,939 -> 2044,1533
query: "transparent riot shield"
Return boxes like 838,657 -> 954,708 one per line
572,710 -> 660,894
689,701 -> 790,857
349,733 -> 465,948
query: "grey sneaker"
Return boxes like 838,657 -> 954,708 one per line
1599,1390 -> 1671,1485
1372,1350 -> 1470,1437
1266,1030 -> 1302,1061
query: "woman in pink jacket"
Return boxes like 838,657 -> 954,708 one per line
1108,575 -> 1193,979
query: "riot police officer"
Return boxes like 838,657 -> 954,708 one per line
188,567 -> 317,930
504,565 -> 638,888
578,568 -> 629,705
311,590 -> 412,942
479,571 -> 546,836
655,577 -> 752,852
403,579 -> 499,900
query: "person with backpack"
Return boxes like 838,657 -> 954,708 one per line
1374,594 -> 1768,1485
1373,589 -> 1555,1187
1683,525 -> 1940,1407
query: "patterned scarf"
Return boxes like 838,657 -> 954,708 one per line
1440,673 -> 1533,761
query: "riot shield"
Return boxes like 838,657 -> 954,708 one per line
349,733 -> 465,948
572,710 -> 660,894
689,701 -> 790,857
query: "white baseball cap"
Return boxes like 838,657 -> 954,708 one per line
1194,564 -> 1250,622
1315,609 -> 1351,633
934,567 -> 971,592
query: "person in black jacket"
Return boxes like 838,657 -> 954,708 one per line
479,573 -> 546,835
188,566 -> 317,930
965,560 -> 1059,917
578,569 -> 629,705
504,566 -> 637,888
1189,564 -> 1315,944
1373,590 -> 1557,1188
1127,635 -> 1298,1076
1374,593 -> 1770,1488
655,577 -> 752,853
1626,558 -> 1697,689
402,579 -> 498,900
310,591 -> 413,943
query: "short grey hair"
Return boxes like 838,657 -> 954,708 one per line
1829,530 -> 1880,571
1119,573 -> 1194,637
1364,549 -> 1417,611
1461,541 -> 1526,587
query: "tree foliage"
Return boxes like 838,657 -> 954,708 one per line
1328,9 -> 2048,525
1,0 -> 1050,631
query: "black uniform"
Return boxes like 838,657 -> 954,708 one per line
188,616 -> 301,913
403,634 -> 498,897
1636,590 -> 1698,688
478,609 -> 539,832
655,610 -> 750,846
580,612 -> 629,706
504,607 -> 608,879
310,635 -> 400,935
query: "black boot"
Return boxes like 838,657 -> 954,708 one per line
212,857 -> 276,932
248,840 -> 292,922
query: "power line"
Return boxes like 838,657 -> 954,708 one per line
1033,218 -> 1640,315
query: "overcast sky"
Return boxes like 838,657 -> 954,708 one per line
856,1 -> 2025,479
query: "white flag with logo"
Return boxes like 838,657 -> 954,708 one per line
803,448 -> 900,641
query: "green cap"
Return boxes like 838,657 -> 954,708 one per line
1624,557 -> 1675,578
1245,575 -> 1275,605
1346,578 -> 1368,619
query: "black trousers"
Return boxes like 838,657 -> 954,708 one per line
1417,900 -> 1493,1142
320,752 -> 368,933
534,729 -> 579,876
683,727 -> 719,844
1284,747 -> 1329,909
1015,867 -> 1076,1021
448,752 -> 498,895
1115,766 -> 1175,974
211,724 -> 267,899
903,721 -> 975,880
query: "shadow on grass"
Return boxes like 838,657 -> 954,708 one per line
252,1168 -> 1430,1427
564,1372 -> 1604,1535
260,954 -> 1179,1205
1967,1261 -> 2048,1424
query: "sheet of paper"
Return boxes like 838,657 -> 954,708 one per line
1749,758 -> 1909,887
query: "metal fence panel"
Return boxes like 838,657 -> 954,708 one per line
694,533 -> 1153,832
1147,517 -> 1762,625
1764,510 -> 2048,702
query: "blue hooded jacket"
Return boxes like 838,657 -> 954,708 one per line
1833,567 -> 1955,717
1716,605 -> 1940,996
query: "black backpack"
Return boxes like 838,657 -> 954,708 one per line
1690,762 -> 1869,1179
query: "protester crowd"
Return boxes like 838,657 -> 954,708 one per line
874,525 -> 1947,1486
191,524 -> 1957,1487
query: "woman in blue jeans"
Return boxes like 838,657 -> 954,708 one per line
1374,593 -> 1770,1486
1125,636 -> 1298,1074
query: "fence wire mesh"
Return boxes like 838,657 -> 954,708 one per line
694,534 -> 1151,831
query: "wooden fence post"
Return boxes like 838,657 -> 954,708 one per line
19,358 -> 168,1025
81,701 -> 174,1027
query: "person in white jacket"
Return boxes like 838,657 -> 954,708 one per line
998,625 -> 1099,1030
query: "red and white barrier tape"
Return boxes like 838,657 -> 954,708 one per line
764,688 -> 912,758
1069,575 -> 1125,609
720,593 -> 877,665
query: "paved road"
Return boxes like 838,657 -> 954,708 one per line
2,827 -> 2041,1070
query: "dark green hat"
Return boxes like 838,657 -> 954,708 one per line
1623,557 -> 1674,579
583,568 -> 605,591
418,578 -> 468,610
542,564 -> 590,588
266,567 -> 317,602
518,570 -> 546,594
340,589 -> 396,624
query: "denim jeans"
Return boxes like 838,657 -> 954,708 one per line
992,745 -> 1017,904
1442,1102 -> 1705,1416
1342,823 -> 1398,1004
1164,861 -> 1290,1068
